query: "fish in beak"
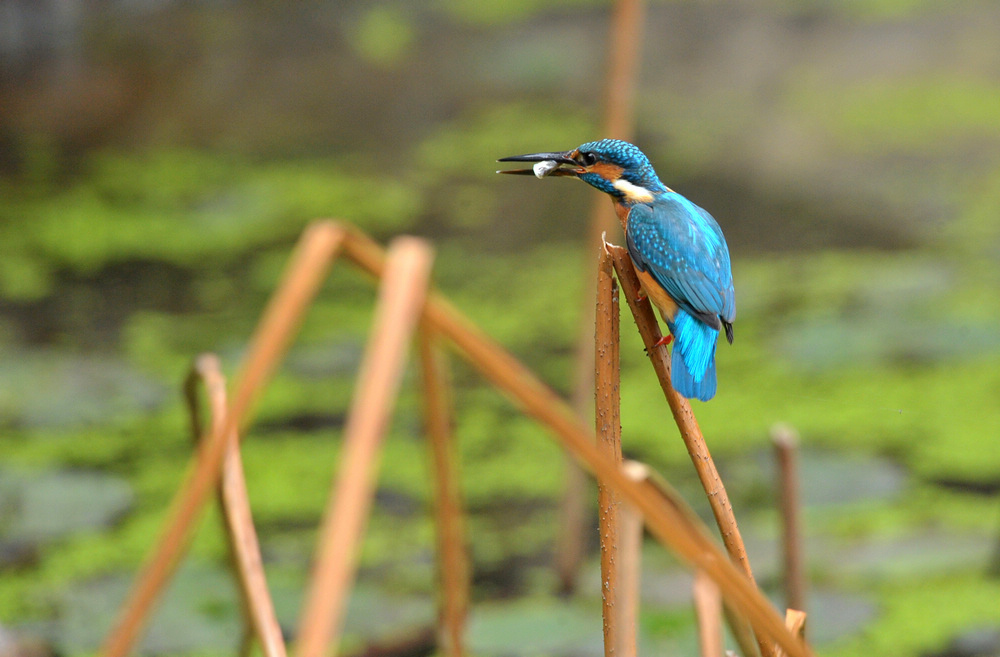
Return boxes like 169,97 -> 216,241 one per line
496,150 -> 583,178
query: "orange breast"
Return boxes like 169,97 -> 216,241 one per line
635,267 -> 679,322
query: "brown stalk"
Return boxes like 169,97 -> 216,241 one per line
184,354 -> 287,657
625,462 -> 758,657
340,227 -> 812,657
772,424 -> 806,614
296,237 -> 436,657
595,246 -> 624,656
694,570 -> 724,657
606,242 -> 773,657
101,221 -> 346,657
418,327 -> 469,657
558,0 -> 647,594
615,487 -> 642,657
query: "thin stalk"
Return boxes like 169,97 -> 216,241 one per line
558,0 -> 647,594
694,570 -> 724,657
419,327 -> 469,657
295,237 -> 435,657
615,491 -> 642,657
772,424 -> 806,614
595,247 -> 624,656
184,354 -> 287,657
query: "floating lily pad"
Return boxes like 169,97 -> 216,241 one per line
46,562 -> 241,654
467,598 -> 604,657
832,530 -> 994,581
775,316 -> 1000,370
0,468 -> 133,543
723,447 -> 908,508
806,589 -> 880,645
0,351 -> 165,429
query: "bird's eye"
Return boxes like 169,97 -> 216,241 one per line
579,151 -> 598,166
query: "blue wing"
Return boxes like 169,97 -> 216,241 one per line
625,193 -> 735,327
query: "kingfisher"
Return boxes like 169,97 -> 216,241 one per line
498,139 -> 735,401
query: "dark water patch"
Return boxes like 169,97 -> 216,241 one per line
255,411 -> 346,434
473,551 -> 551,600
929,476 -> 1000,496
374,488 -> 422,518
0,539 -> 39,570
926,626 -> 1000,657
348,626 -> 436,657
1,259 -> 196,348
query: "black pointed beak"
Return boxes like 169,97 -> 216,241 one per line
496,150 -> 582,176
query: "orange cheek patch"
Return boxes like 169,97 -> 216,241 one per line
587,162 -> 624,181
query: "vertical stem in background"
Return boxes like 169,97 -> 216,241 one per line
595,247 -> 624,656
296,237 -> 435,657
557,0 -> 646,593
772,424 -> 806,614
100,221 -> 345,657
419,328 -> 469,657
694,570 -> 724,657
615,488 -> 642,657
184,354 -> 287,657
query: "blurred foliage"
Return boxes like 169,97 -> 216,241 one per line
3,0 -> 1000,652
797,76 -> 1000,154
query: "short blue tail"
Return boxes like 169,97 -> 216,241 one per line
666,309 -> 720,401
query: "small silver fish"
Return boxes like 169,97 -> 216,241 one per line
533,160 -> 560,179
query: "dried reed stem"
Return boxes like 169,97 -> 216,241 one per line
339,230 -> 812,657
772,424 -> 806,614
558,0 -> 647,594
694,570 -> 724,657
615,486 -> 642,657
595,247 -> 624,656
184,354 -> 287,657
296,237 -> 435,657
419,327 -> 469,657
101,221 -> 345,657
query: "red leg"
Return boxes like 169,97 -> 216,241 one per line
652,334 -> 673,348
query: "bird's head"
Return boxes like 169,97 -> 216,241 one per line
498,138 -> 667,204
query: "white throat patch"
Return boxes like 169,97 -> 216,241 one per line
612,178 -> 654,203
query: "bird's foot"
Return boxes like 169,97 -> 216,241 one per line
652,335 -> 673,348
636,293 -> 647,303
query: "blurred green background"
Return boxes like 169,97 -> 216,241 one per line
2,0 -> 999,655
